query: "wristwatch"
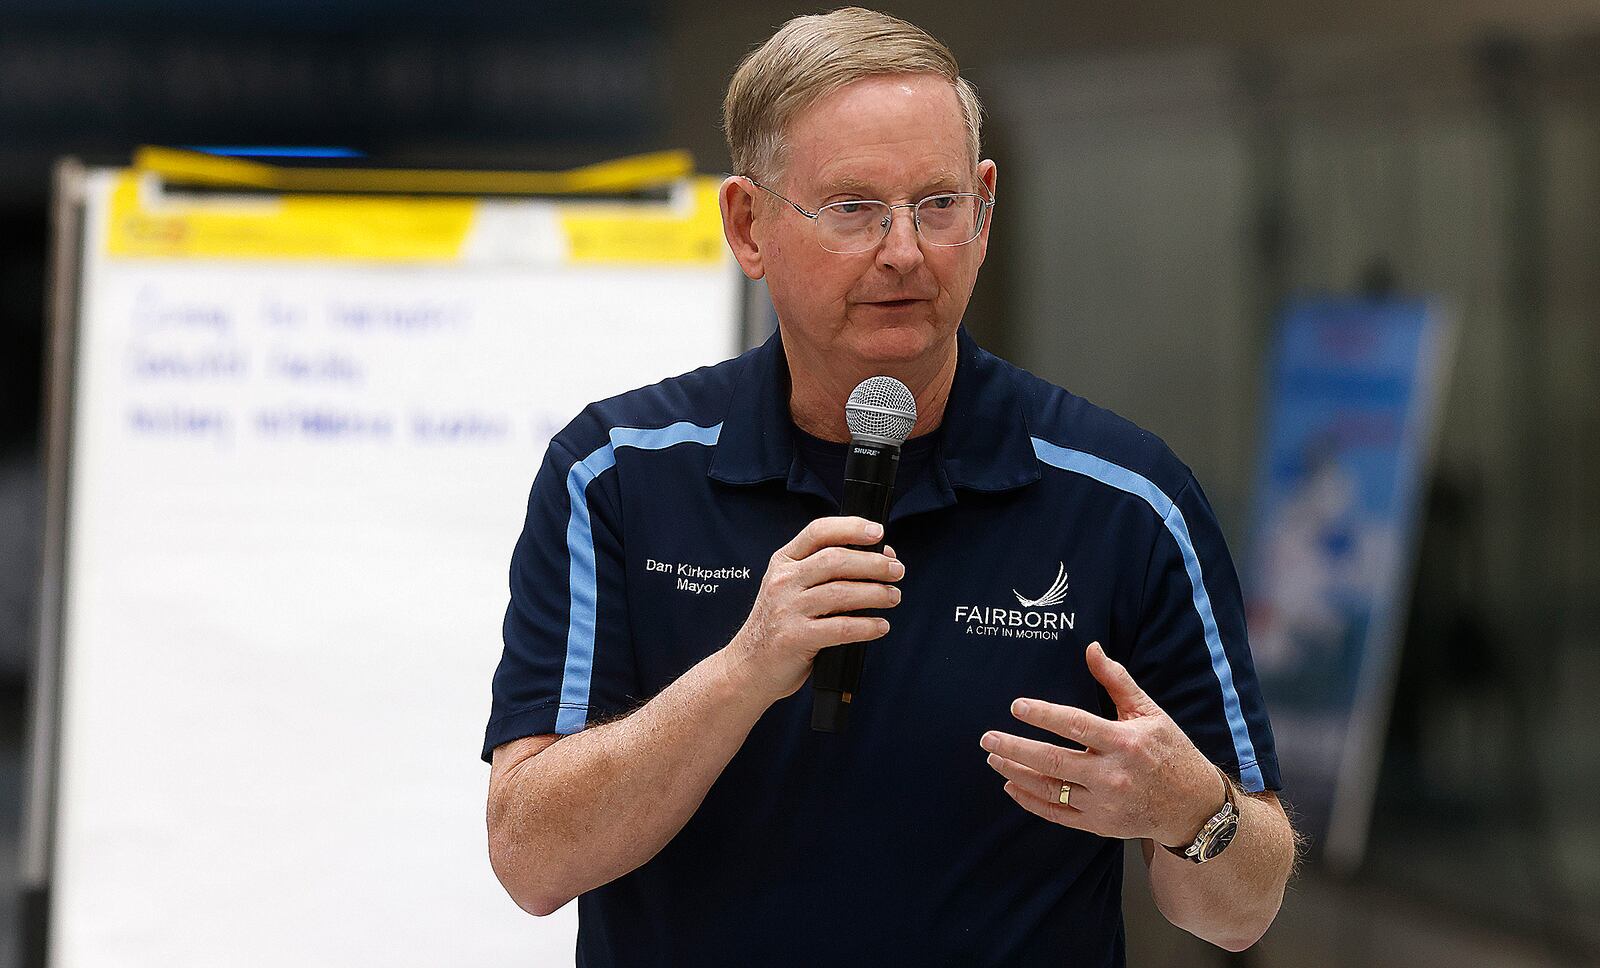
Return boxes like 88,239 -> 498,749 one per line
1161,766 -> 1239,864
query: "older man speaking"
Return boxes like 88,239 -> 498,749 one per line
484,8 -> 1296,966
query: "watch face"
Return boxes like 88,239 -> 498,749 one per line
1198,814 -> 1239,862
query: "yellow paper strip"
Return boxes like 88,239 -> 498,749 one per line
104,169 -> 730,265
560,179 -> 727,264
132,146 -> 694,195
106,173 -> 477,261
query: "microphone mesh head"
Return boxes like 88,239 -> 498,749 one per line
845,376 -> 917,444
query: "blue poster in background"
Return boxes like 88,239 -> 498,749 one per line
1245,297 -> 1450,870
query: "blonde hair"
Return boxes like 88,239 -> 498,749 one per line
722,7 -> 983,182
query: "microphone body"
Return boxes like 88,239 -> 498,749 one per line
810,440 -> 899,732
810,375 -> 916,734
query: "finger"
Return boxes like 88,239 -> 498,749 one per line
809,615 -> 891,647
1001,781 -> 1094,831
780,517 -> 882,561
800,579 -> 901,617
882,544 -> 897,560
981,730 -> 1099,781
986,752 -> 1097,807
794,546 -> 904,588
1009,698 -> 1122,751
1085,642 -> 1156,716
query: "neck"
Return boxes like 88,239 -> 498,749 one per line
784,329 -> 959,444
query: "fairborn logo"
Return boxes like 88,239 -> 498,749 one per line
955,562 -> 1075,640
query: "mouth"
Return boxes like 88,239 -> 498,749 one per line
863,298 -> 927,310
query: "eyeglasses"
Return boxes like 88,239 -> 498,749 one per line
747,177 -> 995,254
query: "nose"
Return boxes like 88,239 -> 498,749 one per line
875,204 -> 924,275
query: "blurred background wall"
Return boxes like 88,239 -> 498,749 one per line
1,1 -> 1597,965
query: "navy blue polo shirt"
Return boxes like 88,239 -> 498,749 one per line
483,325 -> 1281,968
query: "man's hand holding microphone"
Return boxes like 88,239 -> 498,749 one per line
723,516 -> 903,706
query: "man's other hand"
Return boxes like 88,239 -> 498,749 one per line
980,641 -> 1226,847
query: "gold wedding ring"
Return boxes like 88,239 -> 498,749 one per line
1058,781 -> 1071,806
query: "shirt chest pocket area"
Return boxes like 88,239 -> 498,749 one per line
627,554 -> 761,693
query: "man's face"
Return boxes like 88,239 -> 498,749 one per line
749,73 -> 996,369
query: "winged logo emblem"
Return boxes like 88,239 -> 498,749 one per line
1014,562 -> 1070,608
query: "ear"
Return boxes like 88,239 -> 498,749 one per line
972,159 -> 999,265
719,175 -> 766,281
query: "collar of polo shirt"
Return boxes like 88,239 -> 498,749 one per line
707,324 -> 1041,518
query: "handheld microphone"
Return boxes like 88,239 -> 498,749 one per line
810,376 -> 917,733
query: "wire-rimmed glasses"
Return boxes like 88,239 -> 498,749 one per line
747,178 -> 995,254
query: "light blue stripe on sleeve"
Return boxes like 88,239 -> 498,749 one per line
1029,437 -> 1265,792
556,421 -> 723,734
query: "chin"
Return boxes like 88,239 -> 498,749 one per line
842,313 -> 946,363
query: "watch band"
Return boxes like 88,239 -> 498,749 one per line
1161,765 -> 1238,863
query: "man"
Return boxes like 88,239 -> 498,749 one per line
484,8 -> 1296,965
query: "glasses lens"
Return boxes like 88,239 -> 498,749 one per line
816,200 -> 891,253
916,194 -> 985,246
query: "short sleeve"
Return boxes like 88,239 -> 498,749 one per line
481,436 -> 641,762
1125,474 -> 1281,793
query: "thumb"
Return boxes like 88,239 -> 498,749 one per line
1086,642 -> 1155,716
